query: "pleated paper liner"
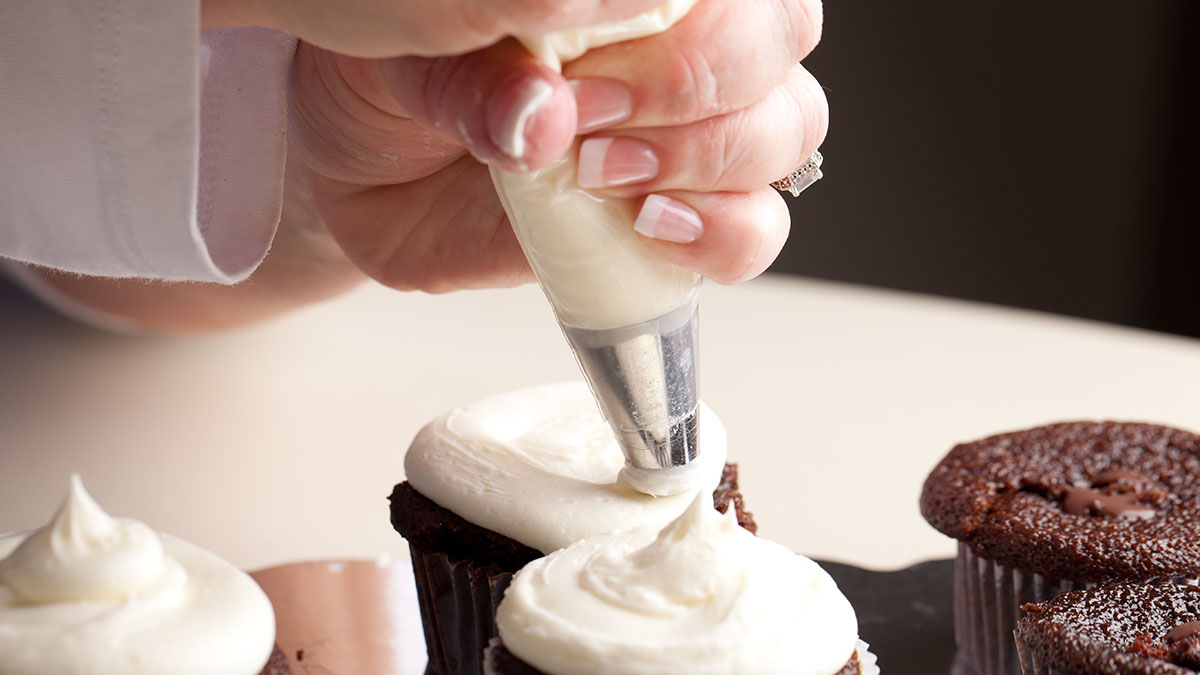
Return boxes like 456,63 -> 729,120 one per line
953,542 -> 1199,675
1012,637 -> 1063,675
408,545 -> 516,675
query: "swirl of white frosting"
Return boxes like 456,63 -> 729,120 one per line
404,382 -> 728,553
0,475 -> 275,675
0,475 -> 167,605
495,493 -> 861,675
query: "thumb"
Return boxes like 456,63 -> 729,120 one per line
377,40 -> 577,173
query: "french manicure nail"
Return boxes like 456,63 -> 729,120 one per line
487,76 -> 556,160
577,137 -> 660,188
570,78 -> 633,134
634,194 -> 703,243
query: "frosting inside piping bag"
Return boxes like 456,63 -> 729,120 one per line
496,0 -> 702,332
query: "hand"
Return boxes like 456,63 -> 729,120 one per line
45,0 -> 826,331
287,0 -> 828,294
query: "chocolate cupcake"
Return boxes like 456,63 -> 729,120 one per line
1015,583 -> 1200,674
920,421 -> 1200,675
482,493 -> 876,675
389,383 -> 755,675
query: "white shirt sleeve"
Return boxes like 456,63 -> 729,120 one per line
0,0 -> 297,284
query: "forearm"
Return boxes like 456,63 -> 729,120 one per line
32,246 -> 363,334
29,159 -> 367,333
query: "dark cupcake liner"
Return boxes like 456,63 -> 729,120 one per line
1013,637 -> 1061,675
954,543 -> 1199,675
409,544 -> 515,675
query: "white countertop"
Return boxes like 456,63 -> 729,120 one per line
3,274 -> 1199,571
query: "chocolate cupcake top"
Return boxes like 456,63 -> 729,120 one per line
920,421 -> 1200,583
1016,584 -> 1200,674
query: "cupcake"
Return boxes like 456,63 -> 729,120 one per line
0,475 -> 284,675
389,382 -> 755,675
1015,583 -> 1200,674
920,421 -> 1200,675
484,492 -> 877,675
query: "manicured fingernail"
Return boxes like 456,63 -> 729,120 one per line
487,75 -> 556,160
633,195 -> 702,243
577,137 -> 659,188
569,78 -> 633,133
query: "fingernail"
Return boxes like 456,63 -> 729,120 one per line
569,78 -> 633,133
577,137 -> 660,188
487,75 -> 556,160
633,195 -> 702,243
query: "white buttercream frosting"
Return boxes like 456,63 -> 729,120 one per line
492,153 -> 700,330
497,1 -> 702,331
496,493 -> 861,675
517,0 -> 698,70
403,382 -> 728,553
0,475 -> 275,675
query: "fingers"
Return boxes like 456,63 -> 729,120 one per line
565,0 -> 823,129
574,64 -> 827,194
632,189 -> 791,284
315,159 -> 791,291
289,45 -> 468,186
312,156 -> 534,293
377,40 -> 578,172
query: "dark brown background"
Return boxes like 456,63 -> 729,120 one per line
774,0 -> 1199,337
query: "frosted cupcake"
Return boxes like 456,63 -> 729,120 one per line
0,475 -> 283,674
389,382 -> 754,675
485,492 -> 877,675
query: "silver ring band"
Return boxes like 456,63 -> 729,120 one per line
771,150 -> 824,197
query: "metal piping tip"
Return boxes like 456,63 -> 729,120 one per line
559,296 -> 700,472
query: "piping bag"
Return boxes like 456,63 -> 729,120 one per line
491,1 -> 702,497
